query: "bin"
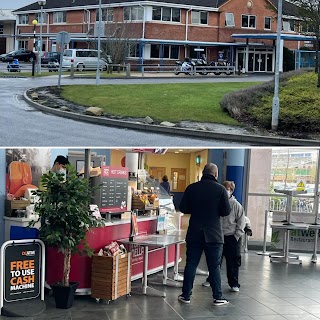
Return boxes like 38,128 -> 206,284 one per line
91,252 -> 131,302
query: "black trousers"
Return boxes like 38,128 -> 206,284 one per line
222,235 -> 242,288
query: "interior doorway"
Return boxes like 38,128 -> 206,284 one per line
149,166 -> 166,182
171,168 -> 187,192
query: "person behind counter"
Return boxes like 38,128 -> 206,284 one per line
51,155 -> 69,174
160,175 -> 170,194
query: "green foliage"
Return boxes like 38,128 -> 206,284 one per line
283,47 -> 295,72
220,70 -> 320,135
32,165 -> 103,255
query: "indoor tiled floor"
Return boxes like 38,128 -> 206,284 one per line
2,247 -> 320,320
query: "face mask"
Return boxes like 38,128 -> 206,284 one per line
227,190 -> 232,198
57,168 -> 66,176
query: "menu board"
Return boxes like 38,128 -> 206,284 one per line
100,166 -> 128,213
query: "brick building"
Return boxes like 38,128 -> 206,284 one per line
13,0 -> 315,73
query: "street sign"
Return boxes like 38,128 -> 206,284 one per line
56,31 -> 70,45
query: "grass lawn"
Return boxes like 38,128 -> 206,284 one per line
62,82 -> 260,125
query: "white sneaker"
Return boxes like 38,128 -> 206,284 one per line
202,281 -> 210,287
213,298 -> 229,306
230,287 -> 239,292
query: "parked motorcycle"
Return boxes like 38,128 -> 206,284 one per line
174,59 -> 195,75
191,58 -> 208,75
209,60 -> 232,75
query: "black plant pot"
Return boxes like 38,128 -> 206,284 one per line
51,282 -> 79,309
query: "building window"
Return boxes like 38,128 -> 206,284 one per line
242,15 -> 256,28
283,20 -> 291,31
152,7 -> 180,22
53,12 -> 66,24
18,14 -> 29,25
0,25 -> 3,34
124,6 -> 144,21
97,8 -> 113,22
35,12 -> 48,24
225,13 -> 235,27
264,17 -> 271,30
191,11 -> 208,25
150,44 -> 179,59
128,43 -> 141,58
18,40 -> 28,49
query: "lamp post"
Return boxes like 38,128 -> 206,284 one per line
96,0 -> 102,85
37,0 -> 46,75
271,0 -> 282,131
32,19 -> 38,77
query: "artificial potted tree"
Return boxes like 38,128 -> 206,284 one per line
31,165 -> 102,309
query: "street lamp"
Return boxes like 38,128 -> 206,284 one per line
37,0 -> 46,75
271,0 -> 282,131
32,19 -> 38,77
96,0 -> 102,85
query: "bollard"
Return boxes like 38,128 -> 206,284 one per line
126,63 -> 131,77
70,63 -> 74,79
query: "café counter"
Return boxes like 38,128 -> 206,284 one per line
45,215 -> 178,294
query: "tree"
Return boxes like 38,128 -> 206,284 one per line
291,0 -> 320,87
31,165 -> 103,287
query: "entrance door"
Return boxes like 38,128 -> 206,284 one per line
171,168 -> 187,192
149,167 -> 166,182
254,53 -> 269,72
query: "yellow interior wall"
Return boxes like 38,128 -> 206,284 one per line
109,149 -> 208,189
189,149 -> 208,183
110,149 -> 126,166
145,152 -> 191,186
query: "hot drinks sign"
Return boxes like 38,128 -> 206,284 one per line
100,166 -> 128,213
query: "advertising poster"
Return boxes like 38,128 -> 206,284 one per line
4,243 -> 41,302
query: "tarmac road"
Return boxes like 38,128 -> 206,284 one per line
0,74 -> 273,147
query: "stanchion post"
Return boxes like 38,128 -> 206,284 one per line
32,19 -> 38,77
256,210 -> 273,256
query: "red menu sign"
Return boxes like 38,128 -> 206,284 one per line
100,166 -> 128,213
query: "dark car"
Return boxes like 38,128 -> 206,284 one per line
1,49 -> 36,62
41,52 -> 61,66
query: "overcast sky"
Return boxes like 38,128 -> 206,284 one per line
0,0 -> 35,10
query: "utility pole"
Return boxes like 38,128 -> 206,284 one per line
271,0 -> 283,131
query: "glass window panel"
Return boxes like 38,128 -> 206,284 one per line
249,16 -> 256,28
162,7 -> 171,21
264,17 -> 271,29
191,11 -> 200,24
200,11 -> 208,24
172,8 -> 180,22
242,15 -> 248,27
124,7 -> 130,21
225,13 -> 235,26
170,45 -> 179,59
163,45 -> 170,58
0,25 -> 3,34
152,7 -> 161,20
151,44 -> 160,58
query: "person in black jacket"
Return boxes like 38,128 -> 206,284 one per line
178,163 -> 231,306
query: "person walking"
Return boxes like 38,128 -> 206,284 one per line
160,175 -> 170,194
178,163 -> 231,306
202,180 -> 245,292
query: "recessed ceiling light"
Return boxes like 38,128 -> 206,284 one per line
175,151 -> 179,154
178,149 -> 183,152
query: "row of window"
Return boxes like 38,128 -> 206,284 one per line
18,7 -> 307,33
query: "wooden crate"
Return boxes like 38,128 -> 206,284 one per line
91,253 -> 131,301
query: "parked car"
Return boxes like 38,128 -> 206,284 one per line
1,49 -> 36,62
62,49 -> 107,71
41,52 -> 61,66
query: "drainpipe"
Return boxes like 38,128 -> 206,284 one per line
139,3 -> 145,39
185,7 -> 192,58
84,8 -> 90,34
185,7 -> 192,41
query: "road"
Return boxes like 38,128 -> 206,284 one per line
0,73 -> 273,147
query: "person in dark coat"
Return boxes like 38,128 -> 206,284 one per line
160,175 -> 170,194
178,163 -> 231,306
